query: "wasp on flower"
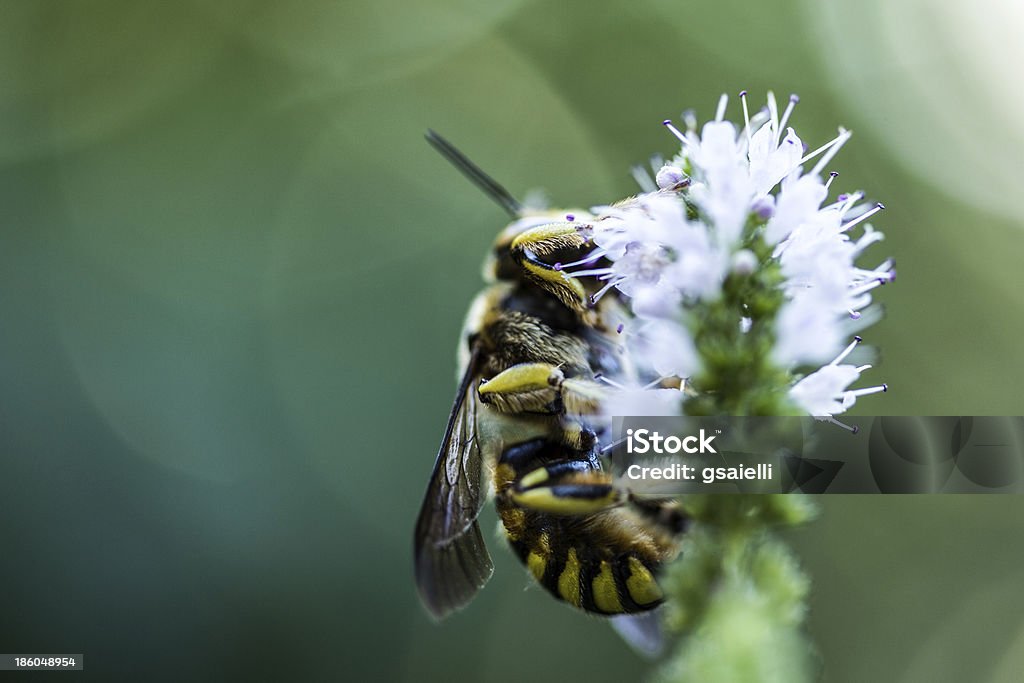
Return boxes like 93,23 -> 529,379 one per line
414,92 -> 893,653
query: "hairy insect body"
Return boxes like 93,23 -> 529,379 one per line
461,282 -> 682,615
414,133 -> 688,632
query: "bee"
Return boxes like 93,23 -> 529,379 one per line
413,132 -> 689,651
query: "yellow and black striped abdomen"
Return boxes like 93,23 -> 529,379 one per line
499,508 -> 669,615
464,273 -> 683,617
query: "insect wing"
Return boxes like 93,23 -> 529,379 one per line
414,346 -> 493,619
610,610 -> 666,658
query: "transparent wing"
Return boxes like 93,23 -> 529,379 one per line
610,610 -> 666,658
414,345 -> 493,619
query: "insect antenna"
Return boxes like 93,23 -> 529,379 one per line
425,129 -> 523,217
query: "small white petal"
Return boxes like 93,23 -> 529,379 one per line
765,173 -> 828,244
789,364 -> 862,415
773,293 -> 844,366
748,124 -> 804,195
637,319 -> 700,378
631,284 -> 683,319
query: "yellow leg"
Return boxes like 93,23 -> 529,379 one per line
477,362 -> 606,416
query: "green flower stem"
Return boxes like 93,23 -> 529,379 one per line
685,233 -> 799,417
658,496 -> 817,683
661,218 -> 816,681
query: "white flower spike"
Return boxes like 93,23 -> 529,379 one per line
577,92 -> 892,417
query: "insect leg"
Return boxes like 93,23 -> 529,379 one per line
477,362 -> 606,415
477,362 -> 562,414
509,223 -> 591,312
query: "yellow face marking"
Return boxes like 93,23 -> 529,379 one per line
626,557 -> 664,606
592,561 -> 623,613
518,467 -> 549,490
527,551 -> 546,582
558,548 -> 582,607
478,363 -> 563,397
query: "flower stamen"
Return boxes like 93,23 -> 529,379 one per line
767,91 -> 780,143
841,203 -> 885,232
715,93 -> 728,122
588,277 -> 627,305
662,119 -> 688,145
846,384 -> 888,399
816,415 -> 860,433
836,192 -> 865,216
595,374 -> 626,389
802,129 -> 852,173
642,376 -> 673,390
849,277 -> 890,297
554,249 -> 607,271
739,89 -> 752,147
830,336 -> 862,366
566,267 -> 614,278
777,94 -> 799,145
810,130 -> 852,177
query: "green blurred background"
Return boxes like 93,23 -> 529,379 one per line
1,0 -> 1023,680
